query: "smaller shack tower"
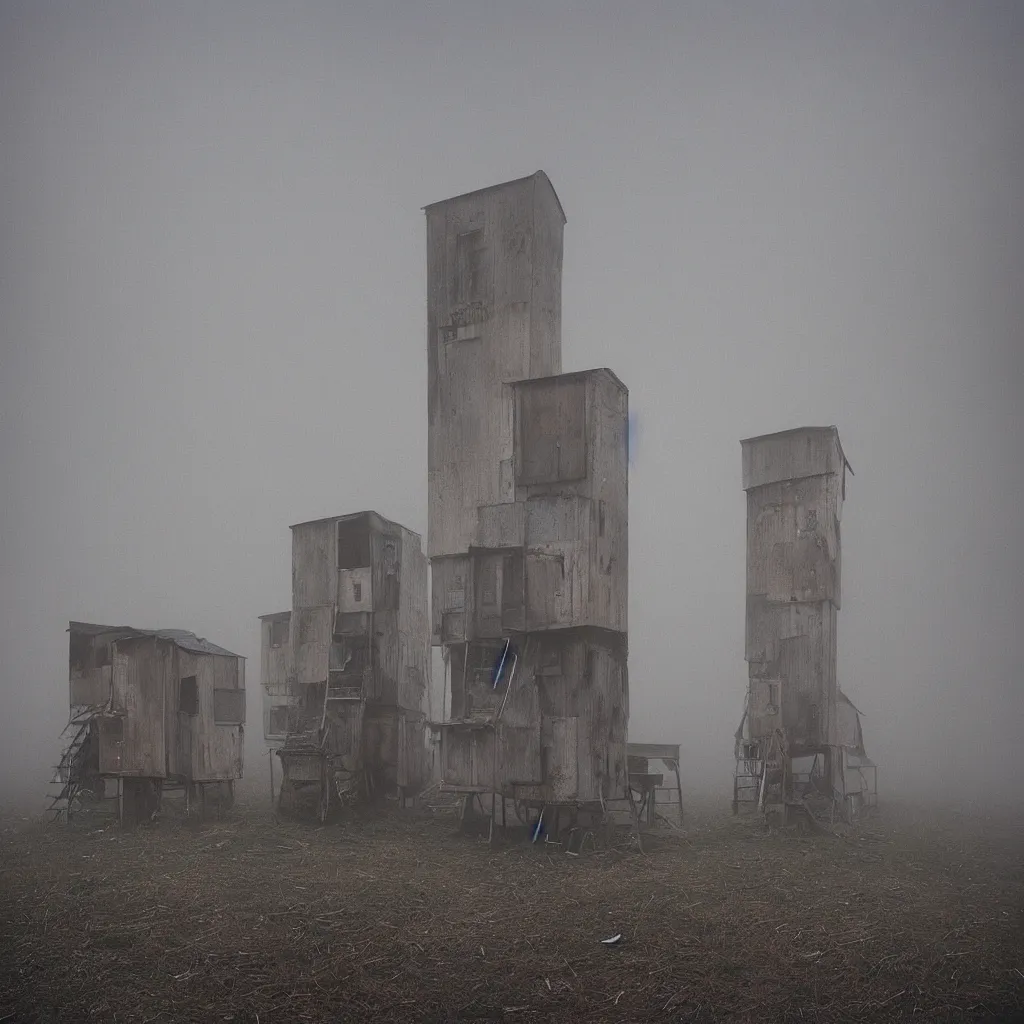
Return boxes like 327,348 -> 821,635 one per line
55,622 -> 245,824
734,427 -> 869,822
262,511 -> 430,821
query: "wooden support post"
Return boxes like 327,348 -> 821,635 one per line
672,760 -> 684,825
268,748 -> 275,807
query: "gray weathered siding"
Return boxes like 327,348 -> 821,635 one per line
426,172 -> 566,559
742,426 -> 847,757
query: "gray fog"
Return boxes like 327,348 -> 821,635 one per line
1,1 -> 1021,811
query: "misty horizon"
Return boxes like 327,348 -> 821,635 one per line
1,0 -> 1021,812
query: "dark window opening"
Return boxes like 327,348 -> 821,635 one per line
69,633 -> 91,672
101,716 -> 123,741
179,676 -> 199,716
337,520 -> 371,569
94,644 -> 111,668
269,618 -> 289,648
268,705 -> 290,736
353,582 -> 362,603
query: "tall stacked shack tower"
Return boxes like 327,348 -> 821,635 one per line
266,511 -> 430,820
736,426 -> 857,820
426,171 -> 629,818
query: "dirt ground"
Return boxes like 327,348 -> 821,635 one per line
1,797 -> 1021,1024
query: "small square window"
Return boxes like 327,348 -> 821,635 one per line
179,676 -> 199,716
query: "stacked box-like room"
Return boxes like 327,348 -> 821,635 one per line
268,511 -> 430,818
426,172 -> 629,810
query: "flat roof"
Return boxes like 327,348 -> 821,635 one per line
423,170 -> 566,225
257,611 -> 291,622
511,366 -> 628,395
739,425 -> 854,476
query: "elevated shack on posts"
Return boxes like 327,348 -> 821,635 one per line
54,621 -> 245,824
733,426 -> 875,823
264,511 -> 430,821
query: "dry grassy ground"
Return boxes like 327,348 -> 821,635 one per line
1,798 -> 1021,1023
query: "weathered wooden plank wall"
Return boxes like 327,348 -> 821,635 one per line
742,427 -> 847,758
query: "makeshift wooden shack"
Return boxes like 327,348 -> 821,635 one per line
268,511 -> 430,820
734,426 -> 871,823
734,688 -> 877,819
55,621 -> 245,823
426,172 -> 630,831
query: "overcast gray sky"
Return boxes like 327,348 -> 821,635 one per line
1,0 -> 1021,809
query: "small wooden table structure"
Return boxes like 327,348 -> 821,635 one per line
627,742 -> 684,826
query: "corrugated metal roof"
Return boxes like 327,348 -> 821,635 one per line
68,621 -> 242,659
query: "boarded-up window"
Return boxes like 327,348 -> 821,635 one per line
297,608 -> 323,645
377,536 -> 401,611
526,553 -> 567,630
501,551 -> 525,631
518,379 -> 587,485
337,520 -> 371,569
269,618 -> 289,648
454,229 -> 487,304
268,705 -> 289,736
474,554 -> 503,639
179,676 -> 198,716
101,716 -> 124,741
442,612 -> 465,643
213,688 -> 246,726
479,563 -> 497,606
